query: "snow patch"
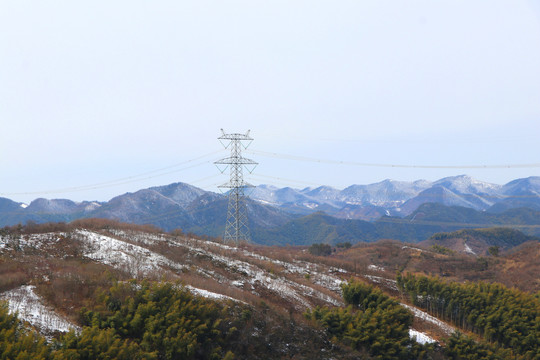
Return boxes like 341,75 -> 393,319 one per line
1,285 -> 80,337
464,243 -> 476,255
185,285 -> 245,303
401,304 -> 455,335
401,245 -> 424,252
365,275 -> 398,291
172,237 -> 344,308
368,264 -> 385,272
409,329 -> 437,344
75,229 -> 185,277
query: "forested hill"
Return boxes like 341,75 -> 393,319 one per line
254,203 -> 540,245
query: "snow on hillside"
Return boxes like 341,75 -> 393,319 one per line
200,239 -> 345,292
75,229 -> 185,277
1,228 -> 457,343
409,329 -> 437,344
0,232 -> 65,251
185,285 -> 245,303
76,229 -> 344,309
170,236 -> 344,308
368,264 -> 385,272
0,285 -> 80,337
365,274 -> 398,291
401,303 -> 456,335
464,242 -> 476,255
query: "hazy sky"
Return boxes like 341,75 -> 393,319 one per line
1,1 -> 539,203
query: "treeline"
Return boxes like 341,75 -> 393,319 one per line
397,273 -> 540,359
61,281 -> 241,359
1,281 -> 242,359
0,219 -> 163,236
305,280 -> 436,359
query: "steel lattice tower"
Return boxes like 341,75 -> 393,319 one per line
214,129 -> 257,243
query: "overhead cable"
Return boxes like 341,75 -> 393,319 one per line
246,149 -> 540,169
0,150 -> 223,196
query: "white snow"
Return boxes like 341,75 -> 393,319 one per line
232,280 -> 245,288
71,230 -> 344,309
185,285 -> 245,303
4,233 -> 65,251
409,329 -> 437,344
1,285 -> 80,336
464,243 -> 476,255
20,203 -> 28,209
368,264 -> 385,272
172,237 -> 344,308
401,303 -> 455,335
365,275 -> 398,291
75,229 -> 185,277
401,245 -> 425,252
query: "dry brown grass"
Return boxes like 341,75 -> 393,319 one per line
0,258 -> 30,292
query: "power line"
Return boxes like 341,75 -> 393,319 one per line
246,149 -> 540,169
0,150 -> 223,197
249,173 -> 324,188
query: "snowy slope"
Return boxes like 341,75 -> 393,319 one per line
0,227 -> 455,344
1,285 -> 80,337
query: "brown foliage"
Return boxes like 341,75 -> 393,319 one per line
0,258 -> 30,292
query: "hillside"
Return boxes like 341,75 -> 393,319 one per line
0,221 -> 446,359
422,228 -> 539,256
1,221 -> 539,359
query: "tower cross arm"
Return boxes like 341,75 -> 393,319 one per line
214,157 -> 258,165
217,181 -> 255,189
218,133 -> 253,141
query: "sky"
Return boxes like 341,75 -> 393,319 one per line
1,1 -> 539,203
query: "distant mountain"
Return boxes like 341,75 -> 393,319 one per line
488,177 -> 540,213
249,179 -> 433,218
250,175 -> 540,219
0,183 -> 295,238
1,176 -> 540,246
88,183 -> 294,236
90,188 -> 195,231
0,197 -> 101,225
0,197 -> 25,214
340,179 -> 431,208
151,182 -> 208,207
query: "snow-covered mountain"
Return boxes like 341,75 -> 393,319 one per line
250,175 -> 540,218
1,176 -> 539,238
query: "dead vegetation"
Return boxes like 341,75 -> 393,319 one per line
1,219 -> 538,358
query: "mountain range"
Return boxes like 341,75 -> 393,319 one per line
249,175 -> 540,218
1,175 -> 539,245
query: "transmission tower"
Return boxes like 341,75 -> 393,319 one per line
214,129 -> 257,243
